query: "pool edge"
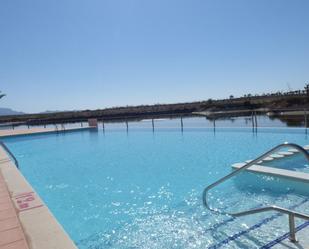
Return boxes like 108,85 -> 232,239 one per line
0,147 -> 77,249
0,126 -> 95,139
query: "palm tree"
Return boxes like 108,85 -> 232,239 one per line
305,84 -> 309,96
0,91 -> 5,99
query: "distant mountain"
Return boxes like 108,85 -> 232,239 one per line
0,108 -> 25,116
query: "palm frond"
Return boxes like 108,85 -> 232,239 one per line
0,91 -> 6,99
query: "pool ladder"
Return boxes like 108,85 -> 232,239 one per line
203,143 -> 309,243
0,141 -> 19,169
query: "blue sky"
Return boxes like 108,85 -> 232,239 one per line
0,0 -> 308,113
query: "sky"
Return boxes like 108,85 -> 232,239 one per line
0,0 -> 308,113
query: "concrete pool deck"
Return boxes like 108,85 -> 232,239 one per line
0,172 -> 29,249
0,126 -> 93,138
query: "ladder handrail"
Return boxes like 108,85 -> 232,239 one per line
0,141 -> 19,169
233,204 -> 309,242
233,205 -> 309,220
203,142 -> 309,214
202,142 -> 309,242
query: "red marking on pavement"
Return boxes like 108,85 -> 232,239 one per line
14,191 -> 35,199
13,192 -> 43,212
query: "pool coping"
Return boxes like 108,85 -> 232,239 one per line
0,126 -> 95,138
0,147 -> 77,249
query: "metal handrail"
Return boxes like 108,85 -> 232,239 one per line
0,141 -> 19,169
202,142 -> 309,242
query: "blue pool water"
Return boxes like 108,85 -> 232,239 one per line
3,120 -> 309,248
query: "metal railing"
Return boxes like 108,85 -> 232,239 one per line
0,141 -> 19,169
202,142 -> 309,242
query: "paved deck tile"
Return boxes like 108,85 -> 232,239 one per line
0,174 -> 29,249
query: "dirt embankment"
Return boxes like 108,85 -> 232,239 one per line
1,94 -> 309,125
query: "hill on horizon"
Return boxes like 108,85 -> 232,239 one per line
0,107 -> 25,116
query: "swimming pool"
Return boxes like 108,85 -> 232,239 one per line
3,121 -> 309,248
